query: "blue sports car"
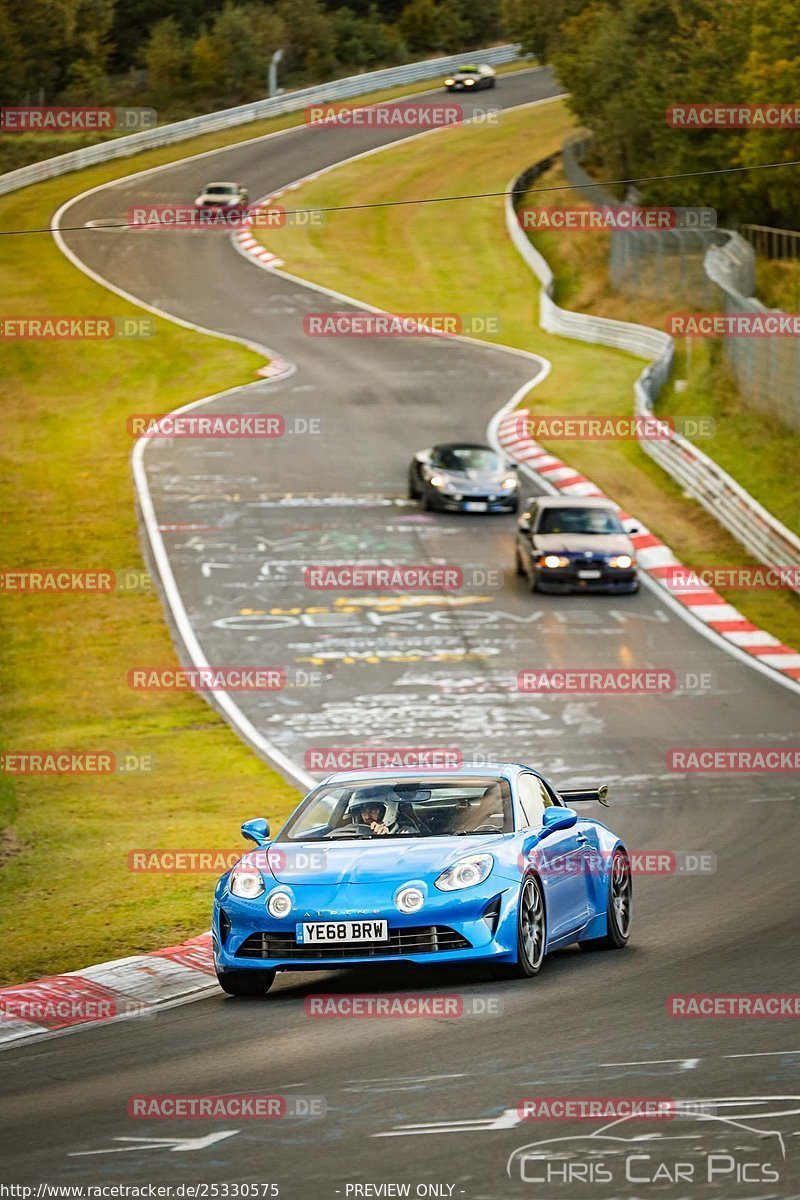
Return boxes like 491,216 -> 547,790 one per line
212,762 -> 632,995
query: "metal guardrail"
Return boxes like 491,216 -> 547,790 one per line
0,45 -> 521,198
505,158 -> 800,580
562,133 -> 725,307
739,222 -> 800,265
704,237 -> 800,432
563,136 -> 799,431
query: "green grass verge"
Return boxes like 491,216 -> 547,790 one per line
253,97 -> 799,648
0,182 -> 304,986
755,255 -> 800,313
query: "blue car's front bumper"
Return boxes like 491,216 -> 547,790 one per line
213,879 -> 520,974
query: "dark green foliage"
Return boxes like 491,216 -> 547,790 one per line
504,0 -> 797,227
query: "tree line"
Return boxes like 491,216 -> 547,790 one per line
506,0 -> 800,229
0,0 -> 504,113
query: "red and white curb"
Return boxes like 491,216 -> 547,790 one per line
498,411 -> 800,684
232,171 -> 331,273
0,933 -> 216,1048
236,230 -> 282,269
232,185 -> 298,270
255,356 -> 293,379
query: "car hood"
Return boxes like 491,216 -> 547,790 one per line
439,467 -> 513,489
196,193 -> 237,206
263,836 -> 504,885
533,532 -> 634,555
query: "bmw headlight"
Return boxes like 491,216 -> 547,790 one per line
501,476 -> 518,491
464,78 -> 475,86
435,853 -> 493,891
445,78 -> 455,86
608,554 -> 634,568
429,474 -> 447,488
541,554 -> 570,569
229,867 -> 265,899
395,885 -> 424,913
267,890 -> 292,918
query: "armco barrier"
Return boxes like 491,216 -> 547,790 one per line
506,157 -> 800,583
0,45 -> 521,198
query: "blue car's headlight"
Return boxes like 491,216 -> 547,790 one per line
229,867 -> 265,899
435,854 -> 494,891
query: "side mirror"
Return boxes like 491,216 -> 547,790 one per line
540,807 -> 578,835
241,817 -> 270,846
627,524 -> 640,535
414,449 -> 432,464
517,511 -> 532,533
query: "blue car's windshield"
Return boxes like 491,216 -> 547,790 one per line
276,777 -> 513,841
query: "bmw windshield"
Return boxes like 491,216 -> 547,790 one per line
276,777 -> 513,841
538,507 -> 624,535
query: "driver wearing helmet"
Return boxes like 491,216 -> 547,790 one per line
347,784 -> 426,836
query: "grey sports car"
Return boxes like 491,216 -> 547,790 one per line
409,443 -> 519,513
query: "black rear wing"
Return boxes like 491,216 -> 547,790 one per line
560,785 -> 609,807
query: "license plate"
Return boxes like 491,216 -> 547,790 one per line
464,501 -> 487,512
578,569 -> 602,579
296,920 -> 388,944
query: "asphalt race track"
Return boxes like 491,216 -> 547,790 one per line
3,67 -> 799,1198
